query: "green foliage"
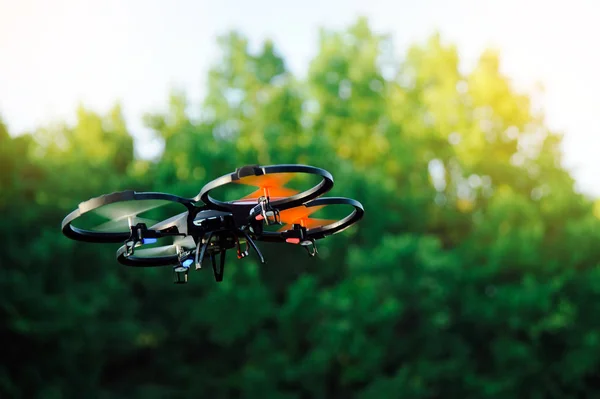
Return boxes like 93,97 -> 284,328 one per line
2,18 -> 600,398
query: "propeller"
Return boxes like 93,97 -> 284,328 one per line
85,199 -> 176,232
94,216 -> 157,232
233,173 -> 300,201
149,211 -> 188,231
277,205 -> 336,232
92,199 -> 172,220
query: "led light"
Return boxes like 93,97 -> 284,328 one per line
182,258 -> 193,268
142,238 -> 157,244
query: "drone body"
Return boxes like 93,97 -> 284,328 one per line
61,164 -> 364,283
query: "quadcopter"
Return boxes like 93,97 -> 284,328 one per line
61,164 -> 364,284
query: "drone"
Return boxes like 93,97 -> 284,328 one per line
61,164 -> 364,284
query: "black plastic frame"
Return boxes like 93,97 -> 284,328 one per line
194,164 -> 334,212
256,197 -> 364,242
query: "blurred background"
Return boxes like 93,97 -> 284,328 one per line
2,0 -> 600,397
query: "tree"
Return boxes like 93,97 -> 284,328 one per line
2,17 -> 600,398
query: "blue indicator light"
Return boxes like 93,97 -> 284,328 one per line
182,259 -> 193,268
142,238 -> 158,245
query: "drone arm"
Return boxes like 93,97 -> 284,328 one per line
241,230 -> 265,264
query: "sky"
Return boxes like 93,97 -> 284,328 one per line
1,0 -> 599,196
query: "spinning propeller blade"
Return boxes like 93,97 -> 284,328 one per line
242,186 -> 300,201
92,199 -> 172,221
149,212 -> 188,231
81,199 -> 178,232
94,217 -> 157,232
277,205 -> 336,231
234,173 -> 300,200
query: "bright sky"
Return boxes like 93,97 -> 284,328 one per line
1,0 -> 599,196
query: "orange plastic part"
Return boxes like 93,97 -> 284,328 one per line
232,173 -> 336,231
277,205 -> 336,232
233,173 -> 301,201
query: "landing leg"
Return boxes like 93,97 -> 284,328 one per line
195,231 -> 213,270
211,250 -> 226,282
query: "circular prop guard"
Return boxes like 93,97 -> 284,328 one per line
61,190 -> 194,243
195,164 -> 334,211
257,197 -> 364,242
